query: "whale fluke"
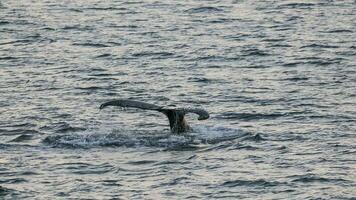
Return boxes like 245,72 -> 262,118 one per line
100,99 -> 163,111
99,99 -> 209,134
179,108 -> 209,120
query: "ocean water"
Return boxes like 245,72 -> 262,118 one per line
1,0 -> 355,199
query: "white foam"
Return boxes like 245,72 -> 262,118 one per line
43,125 -> 248,148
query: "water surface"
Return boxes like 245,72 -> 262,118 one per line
1,0 -> 355,199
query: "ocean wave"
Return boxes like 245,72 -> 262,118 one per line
221,179 -> 284,187
278,3 -> 316,9
85,7 -> 127,11
72,42 -> 110,48
131,52 -> 174,58
8,134 -> 34,142
0,186 -> 18,198
185,6 -> 224,14
0,20 -> 9,25
216,112 -> 286,121
290,174 -> 352,184
0,178 -> 28,184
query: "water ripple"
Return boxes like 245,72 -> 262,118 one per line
1,0 -> 355,199
221,179 -> 284,188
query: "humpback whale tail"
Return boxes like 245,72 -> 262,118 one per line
99,99 -> 209,134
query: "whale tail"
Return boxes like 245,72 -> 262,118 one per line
99,99 -> 209,133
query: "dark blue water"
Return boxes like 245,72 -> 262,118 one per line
1,0 -> 355,199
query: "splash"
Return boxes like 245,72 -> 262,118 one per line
42,125 -> 248,149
